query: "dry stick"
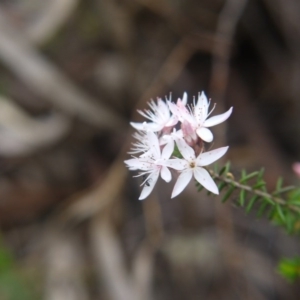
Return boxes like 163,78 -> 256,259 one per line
262,0 -> 300,111
133,0 -> 194,36
25,0 -> 79,45
0,9 -> 126,131
210,0 -> 248,100
43,28 -> 231,300
55,36 -> 200,300
44,228 -> 89,300
90,214 -> 139,300
90,213 -> 154,300
57,155 -> 127,225
0,95 -> 70,156
209,0 -> 251,298
138,36 -> 196,105
228,74 -> 292,183
54,37 -> 197,226
142,193 -> 164,248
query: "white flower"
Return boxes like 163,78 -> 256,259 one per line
166,138 -> 228,198
124,131 -> 174,200
193,92 -> 233,142
130,97 -> 177,132
169,91 -> 233,143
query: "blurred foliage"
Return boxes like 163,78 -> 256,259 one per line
278,257 -> 300,283
206,162 -> 300,235
203,161 -> 300,284
0,239 -> 40,300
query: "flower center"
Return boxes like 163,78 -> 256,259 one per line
189,161 -> 196,168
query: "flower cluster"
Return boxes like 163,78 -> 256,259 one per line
125,92 -> 233,200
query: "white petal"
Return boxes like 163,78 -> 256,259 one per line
194,167 -> 219,194
165,158 -> 188,170
165,115 -> 178,127
203,107 -> 233,127
139,171 -> 159,200
194,91 -> 209,124
130,122 -> 162,132
157,98 -> 170,118
175,138 -> 195,160
161,139 -> 174,159
196,127 -> 213,142
146,131 -> 160,159
130,122 -> 145,130
161,166 -> 172,182
124,158 -> 152,171
196,146 -> 229,166
181,92 -> 188,106
171,170 -> 193,198
172,129 -> 183,139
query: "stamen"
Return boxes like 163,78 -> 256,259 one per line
206,102 -> 216,118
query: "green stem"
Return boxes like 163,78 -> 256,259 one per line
210,170 -> 300,215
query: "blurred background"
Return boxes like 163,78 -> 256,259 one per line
0,0 -> 300,299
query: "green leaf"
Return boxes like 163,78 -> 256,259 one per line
262,196 -> 275,205
197,183 -> 204,192
172,144 -> 183,158
219,161 -> 231,176
268,206 -> 276,220
285,213 -> 294,234
213,163 -> 219,173
222,185 -> 235,203
253,181 -> 266,190
257,168 -> 265,181
240,171 -> 259,183
278,257 -> 300,282
276,177 -> 283,190
273,186 -> 295,196
275,204 -> 286,222
239,189 -> 246,206
287,200 -> 300,206
257,201 -> 269,217
246,195 -> 259,213
218,181 -> 227,192
289,188 -> 300,200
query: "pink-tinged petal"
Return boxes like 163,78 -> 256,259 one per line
194,167 -> 219,194
146,131 -> 160,159
167,101 -> 182,120
160,166 -> 171,182
139,171 -> 160,200
161,139 -> 174,159
175,138 -> 195,160
171,169 -> 193,198
165,115 -> 178,127
165,158 -> 188,170
181,120 -> 195,138
203,107 -> 233,127
196,146 -> 229,166
168,101 -> 190,123
196,127 -> 213,142
292,162 -> 300,178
